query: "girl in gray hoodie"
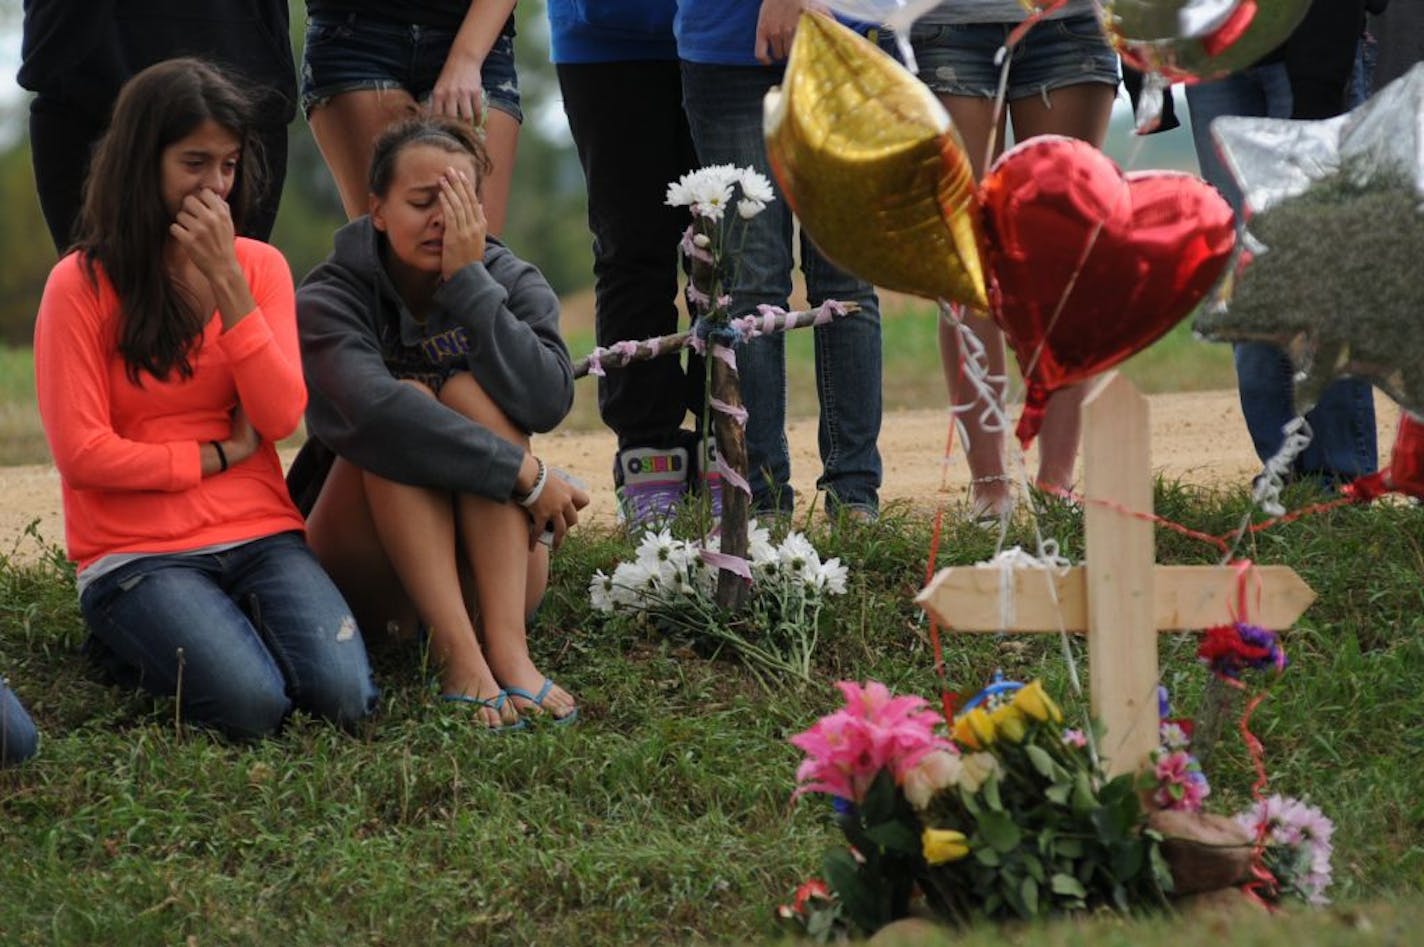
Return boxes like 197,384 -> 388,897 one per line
290,118 -> 588,730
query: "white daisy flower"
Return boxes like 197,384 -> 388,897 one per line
738,167 -> 775,204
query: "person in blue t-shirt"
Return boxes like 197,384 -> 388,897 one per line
548,1 -> 711,526
676,0 -> 883,521
1,677 -> 38,767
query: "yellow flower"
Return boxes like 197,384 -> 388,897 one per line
952,707 -> 996,749
922,828 -> 970,865
989,704 -> 1027,743
1012,680 -> 1063,723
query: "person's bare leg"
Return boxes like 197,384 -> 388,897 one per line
478,109 -> 519,237
312,381 -> 511,727
308,89 -> 421,220
439,373 -> 576,719
307,455 -> 419,639
938,94 -> 1015,515
1007,82 -> 1116,490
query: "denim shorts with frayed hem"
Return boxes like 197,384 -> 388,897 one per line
908,14 -> 1119,102
301,11 -> 523,123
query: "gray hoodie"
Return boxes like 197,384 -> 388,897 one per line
287,217 -> 573,512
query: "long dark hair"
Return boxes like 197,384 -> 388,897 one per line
74,58 -> 265,384
368,117 -> 493,199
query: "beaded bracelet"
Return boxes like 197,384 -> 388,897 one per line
515,457 -> 547,508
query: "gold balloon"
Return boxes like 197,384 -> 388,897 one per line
1103,0 -> 1311,82
764,13 -> 987,309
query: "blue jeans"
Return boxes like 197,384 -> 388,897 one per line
1186,63 -> 1377,480
80,533 -> 379,740
680,61 -> 883,514
1,679 -> 38,766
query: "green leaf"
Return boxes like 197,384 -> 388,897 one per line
1022,853 -> 1045,883
973,845 -> 1002,867
1072,771 -> 1097,813
1025,744 -> 1057,780
823,849 -> 880,935
864,819 -> 921,856
1051,873 -> 1087,898
1056,838 -> 1084,858
1111,841 -> 1145,880
1021,876 -> 1040,916
976,810 -> 1023,853
1045,784 -> 1071,805
982,775 -> 1004,813
861,769 -> 898,825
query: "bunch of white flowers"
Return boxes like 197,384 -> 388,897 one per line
590,522 -> 847,614
665,163 -> 774,222
588,522 -> 848,684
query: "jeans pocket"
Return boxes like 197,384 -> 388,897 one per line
1054,15 -> 1110,46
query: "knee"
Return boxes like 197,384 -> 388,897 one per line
1,699 -> 39,767
440,372 -> 527,444
303,668 -> 380,731
204,681 -> 292,742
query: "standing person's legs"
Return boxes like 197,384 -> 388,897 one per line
302,15 -> 425,218
308,88 -> 421,219
681,62 -> 797,514
474,15 -> 523,236
28,96 -> 106,254
560,58 -> 702,518
1006,80 -> 1117,490
801,235 -> 883,517
1188,65 -> 1375,478
247,122 -> 290,243
933,93 -> 1014,515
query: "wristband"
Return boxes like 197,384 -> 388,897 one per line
211,440 -> 229,473
514,457 -> 547,508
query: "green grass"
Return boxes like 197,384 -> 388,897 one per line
2,482 -> 1423,944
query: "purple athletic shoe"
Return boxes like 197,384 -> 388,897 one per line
614,445 -> 690,527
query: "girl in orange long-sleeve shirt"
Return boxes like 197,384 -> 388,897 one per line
33,58 -> 377,740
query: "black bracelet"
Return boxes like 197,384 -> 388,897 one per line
211,440 -> 229,473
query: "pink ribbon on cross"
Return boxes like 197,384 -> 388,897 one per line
709,397 -> 747,427
698,547 -> 752,581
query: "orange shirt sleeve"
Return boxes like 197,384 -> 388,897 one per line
217,239 -> 306,441
34,256 -> 203,493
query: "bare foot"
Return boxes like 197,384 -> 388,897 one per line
969,474 -> 1016,520
441,670 -> 520,729
491,658 -> 577,721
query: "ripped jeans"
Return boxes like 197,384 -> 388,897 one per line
80,532 -> 378,740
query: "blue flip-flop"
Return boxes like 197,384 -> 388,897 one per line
503,677 -> 580,726
440,690 -> 528,732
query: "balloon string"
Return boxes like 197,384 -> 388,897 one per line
1036,482 -> 1360,554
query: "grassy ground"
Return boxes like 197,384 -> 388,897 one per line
2,481 -> 1421,944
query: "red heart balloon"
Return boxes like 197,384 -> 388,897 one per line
978,136 -> 1236,446
1345,412 -> 1424,502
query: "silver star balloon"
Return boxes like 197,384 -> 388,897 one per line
1194,62 -> 1424,415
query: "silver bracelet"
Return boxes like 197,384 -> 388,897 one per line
515,457 -> 547,509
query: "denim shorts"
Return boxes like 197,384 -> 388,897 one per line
909,14 -> 1119,101
301,11 -> 522,123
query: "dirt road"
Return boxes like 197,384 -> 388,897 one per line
1,389 -> 1400,562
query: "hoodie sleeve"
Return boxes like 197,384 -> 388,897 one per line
298,270 -> 526,502
435,248 -> 575,434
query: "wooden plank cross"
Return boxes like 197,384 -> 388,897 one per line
916,372 -> 1316,777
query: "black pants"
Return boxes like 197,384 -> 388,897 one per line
557,59 -> 703,451
29,94 -> 289,253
